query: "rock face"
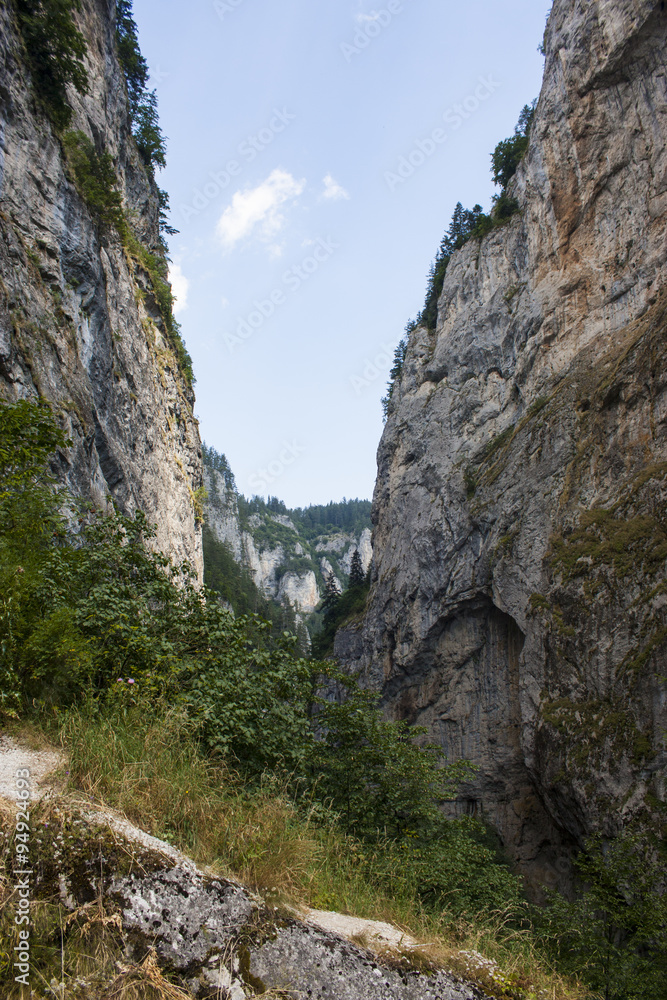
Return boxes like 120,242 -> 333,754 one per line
338,0 -> 667,889
0,0 -> 203,575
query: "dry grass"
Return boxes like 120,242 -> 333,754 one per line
4,711 -> 591,1000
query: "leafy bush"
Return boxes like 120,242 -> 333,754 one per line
14,0 -> 88,128
308,679 -> 473,840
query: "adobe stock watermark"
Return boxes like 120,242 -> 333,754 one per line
213,0 -> 246,21
350,342 -> 395,395
384,75 -> 501,191
179,108 -> 296,223
224,237 -> 339,354
248,441 -> 307,494
341,2 -> 403,63
13,768 -> 32,988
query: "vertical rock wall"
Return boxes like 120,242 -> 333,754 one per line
0,0 -> 203,576
339,0 -> 667,889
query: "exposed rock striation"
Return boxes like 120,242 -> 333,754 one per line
338,0 -> 667,889
0,0 -> 203,574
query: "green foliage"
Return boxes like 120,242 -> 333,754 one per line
541,834 -> 667,999
132,88 -> 167,170
115,0 -> 148,115
308,678 -> 472,840
239,493 -> 372,540
158,187 -> 179,238
61,130 -> 124,227
114,1 -> 167,172
491,102 -> 536,189
202,524 -> 275,618
202,443 -> 237,491
0,399 -> 71,716
395,817 -> 525,917
186,627 -> 315,775
381,334 -> 408,419
14,0 -> 88,128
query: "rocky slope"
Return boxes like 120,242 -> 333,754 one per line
0,740 -> 492,1000
338,0 -> 667,890
204,460 -> 372,614
0,0 -> 203,575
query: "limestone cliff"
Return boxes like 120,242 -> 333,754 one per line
0,0 -> 203,575
339,0 -> 667,889
204,458 -> 372,615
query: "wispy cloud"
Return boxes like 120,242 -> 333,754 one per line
322,174 -> 350,201
216,169 -> 305,250
169,263 -> 189,315
356,10 -> 381,22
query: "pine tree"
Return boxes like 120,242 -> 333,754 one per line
321,571 -> 341,621
348,549 -> 365,589
116,0 -> 148,117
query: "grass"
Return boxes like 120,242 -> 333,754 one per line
16,706 -> 587,1000
0,708 -> 590,999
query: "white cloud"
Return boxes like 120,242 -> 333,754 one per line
322,174 -> 350,201
169,263 -> 189,315
356,10 -> 381,23
216,169 -> 305,250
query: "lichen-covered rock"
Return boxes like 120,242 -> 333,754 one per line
250,922 -> 486,1000
0,0 -> 202,574
112,868 -> 254,969
338,0 -> 667,891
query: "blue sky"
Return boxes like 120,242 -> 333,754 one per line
132,0 -> 550,507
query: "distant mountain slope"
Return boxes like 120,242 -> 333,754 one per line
202,445 -> 372,618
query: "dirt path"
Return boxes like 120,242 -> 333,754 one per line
0,732 -> 65,803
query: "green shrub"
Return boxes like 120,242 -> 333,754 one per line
540,834 -> 667,999
61,130 -> 124,227
14,0 -> 88,128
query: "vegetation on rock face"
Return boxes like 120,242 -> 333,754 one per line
14,0 -> 191,386
13,0 -> 89,128
61,130 -> 125,228
382,101 -> 536,417
115,0 -> 167,171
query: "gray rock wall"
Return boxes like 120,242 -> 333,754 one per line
0,0 -> 203,575
338,0 -> 667,891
